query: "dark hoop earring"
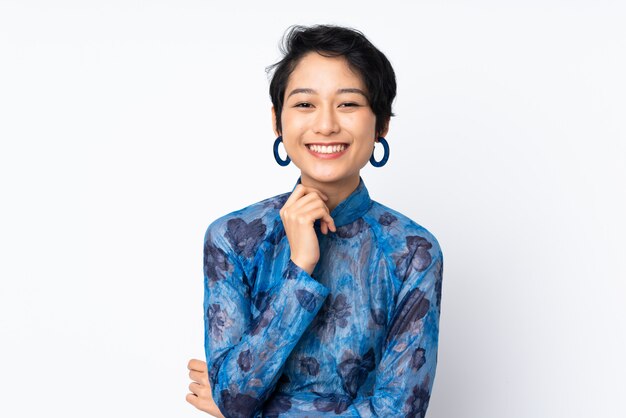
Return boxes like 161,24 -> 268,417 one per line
273,135 -> 291,166
370,137 -> 389,167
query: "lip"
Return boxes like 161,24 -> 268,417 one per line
305,142 -> 349,146
305,143 -> 350,160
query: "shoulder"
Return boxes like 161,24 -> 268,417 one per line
364,200 -> 443,279
366,200 -> 442,256
204,191 -> 290,260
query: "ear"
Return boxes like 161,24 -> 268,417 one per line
377,117 -> 390,139
271,106 -> 280,137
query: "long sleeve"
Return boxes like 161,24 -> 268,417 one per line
352,249 -> 443,417
203,222 -> 331,418
281,245 -> 444,417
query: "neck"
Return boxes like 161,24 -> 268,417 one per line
299,172 -> 361,213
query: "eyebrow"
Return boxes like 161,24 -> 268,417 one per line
286,88 -> 368,99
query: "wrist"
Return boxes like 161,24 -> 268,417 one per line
290,257 -> 315,275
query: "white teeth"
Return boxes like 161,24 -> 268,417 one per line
307,144 -> 347,153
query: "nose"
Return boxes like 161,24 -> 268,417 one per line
312,105 -> 339,136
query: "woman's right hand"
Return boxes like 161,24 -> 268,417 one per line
280,184 -> 336,275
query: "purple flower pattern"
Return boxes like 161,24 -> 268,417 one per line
203,175 -> 443,418
220,389 -> 259,418
405,377 -> 432,418
203,239 -> 233,282
237,349 -> 253,372
263,392 -> 293,418
379,211 -> 398,226
312,293 -> 351,343
206,303 -> 233,342
337,347 -> 376,398
312,391 -> 353,414
295,288 -> 318,313
394,235 -> 434,281
299,356 -> 320,376
335,217 -> 367,239
249,305 -> 275,336
225,217 -> 267,259
411,347 -> 426,371
385,287 -> 430,346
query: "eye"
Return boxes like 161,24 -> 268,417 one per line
294,102 -> 312,108
340,102 -> 359,107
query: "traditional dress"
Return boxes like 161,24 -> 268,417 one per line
203,175 -> 443,417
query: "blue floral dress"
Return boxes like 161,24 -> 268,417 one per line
203,175 -> 444,418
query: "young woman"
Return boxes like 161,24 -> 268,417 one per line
187,24 -> 444,418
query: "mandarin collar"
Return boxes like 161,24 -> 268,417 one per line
290,175 -> 372,227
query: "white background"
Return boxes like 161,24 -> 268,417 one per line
1,1 -> 624,417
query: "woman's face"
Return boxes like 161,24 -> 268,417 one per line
273,51 -> 388,183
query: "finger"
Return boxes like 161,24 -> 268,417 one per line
323,212 -> 335,231
289,189 -> 329,212
307,189 -> 328,202
281,197 -> 328,228
189,369 -> 209,385
316,206 -> 336,232
312,189 -> 329,200
297,204 -> 335,229
186,392 -> 215,414
187,358 -> 207,372
283,184 -> 328,210
297,200 -> 330,221
321,220 -> 328,234
186,392 -> 200,407
188,368 -> 208,383
189,381 -> 210,397
300,186 -> 329,201
300,185 -> 329,200
286,190 -> 330,216
301,202 -> 336,232
282,184 -> 307,209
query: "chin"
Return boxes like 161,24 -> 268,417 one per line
303,167 -> 355,184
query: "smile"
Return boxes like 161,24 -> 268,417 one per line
305,143 -> 350,159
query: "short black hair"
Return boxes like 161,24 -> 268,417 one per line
265,24 -> 397,138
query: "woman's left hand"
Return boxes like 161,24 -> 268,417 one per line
186,358 -> 225,418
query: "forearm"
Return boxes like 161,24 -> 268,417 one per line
207,259 -> 330,417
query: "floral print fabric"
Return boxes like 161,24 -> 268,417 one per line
203,175 -> 444,417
